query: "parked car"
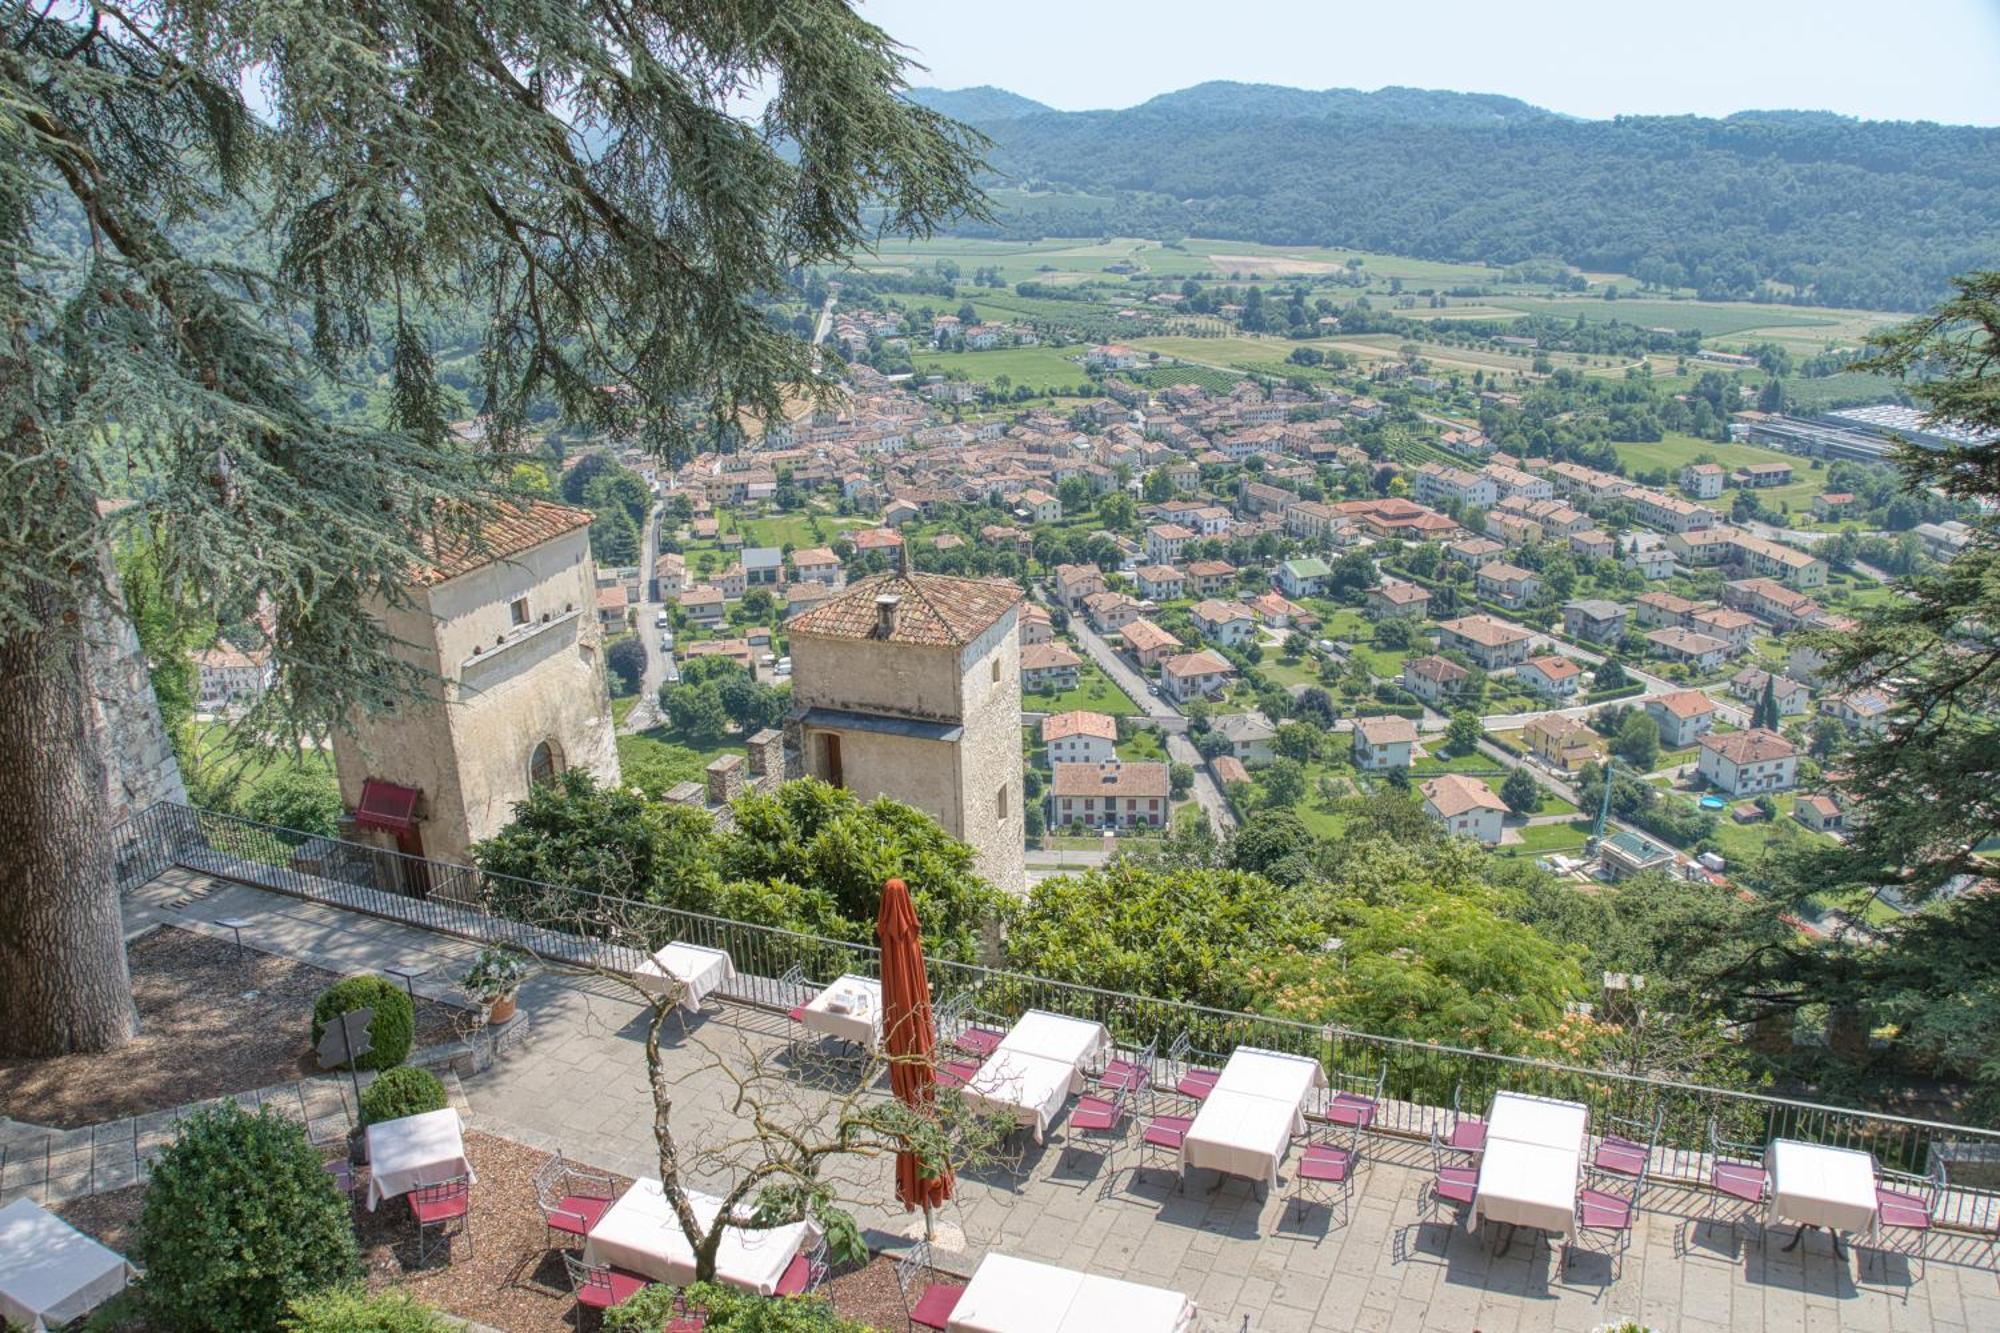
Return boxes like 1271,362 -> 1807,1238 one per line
654,611 -> 670,627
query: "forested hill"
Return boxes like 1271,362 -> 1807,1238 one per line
913,85 -> 2000,310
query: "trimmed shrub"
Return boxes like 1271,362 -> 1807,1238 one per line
360,1065 -> 448,1128
606,1280 -> 869,1332
283,1286 -> 452,1332
311,974 -> 414,1071
138,1102 -> 360,1332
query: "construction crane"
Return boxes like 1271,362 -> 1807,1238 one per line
1590,755 -> 1617,845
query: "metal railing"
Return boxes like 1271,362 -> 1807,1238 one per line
118,800 -> 2000,1232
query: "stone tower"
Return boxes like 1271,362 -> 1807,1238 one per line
331,500 -> 619,868
785,569 -> 1026,895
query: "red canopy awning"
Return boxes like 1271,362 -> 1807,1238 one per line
352,778 -> 422,833
877,878 -> 953,1214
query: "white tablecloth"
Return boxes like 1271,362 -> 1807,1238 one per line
801,974 -> 883,1051
0,1198 -> 136,1332
1765,1139 -> 1877,1236
634,942 -> 737,1012
366,1107 -> 475,1210
1473,1092 -> 1587,1238
583,1180 -> 818,1294
992,1010 -> 1112,1087
1182,1089 -> 1300,1187
947,1253 -> 1198,1333
1180,1047 -> 1330,1187
959,1049 -> 1079,1142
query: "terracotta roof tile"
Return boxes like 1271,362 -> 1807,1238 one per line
412,500 -> 593,586
787,572 -> 1021,648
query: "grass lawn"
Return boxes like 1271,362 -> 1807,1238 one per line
616,723 -> 741,797
1410,750 -> 1507,776
1257,657 -> 1323,690
909,344 -> 1090,393
732,512 -> 867,550
1701,793 -> 1834,869
1023,661 -> 1140,716
1118,728 -> 1168,762
1535,791 -> 1581,817
1493,819 -> 1595,859
1487,296 -> 1846,338
188,722 -> 333,801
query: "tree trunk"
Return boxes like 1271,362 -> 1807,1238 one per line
0,597 -> 138,1056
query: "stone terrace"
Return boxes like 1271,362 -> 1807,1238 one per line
81,869 -> 2000,1333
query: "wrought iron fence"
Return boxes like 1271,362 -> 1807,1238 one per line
117,800 -> 2000,1231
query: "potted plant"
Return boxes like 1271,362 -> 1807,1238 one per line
462,948 -> 533,1024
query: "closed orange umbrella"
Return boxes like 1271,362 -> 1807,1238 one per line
876,877 -> 954,1215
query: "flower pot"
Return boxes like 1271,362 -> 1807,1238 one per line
486,994 -> 517,1024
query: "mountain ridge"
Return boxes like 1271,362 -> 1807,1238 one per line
901,83 -> 2000,310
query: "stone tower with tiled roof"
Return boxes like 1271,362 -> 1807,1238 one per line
787,570 -> 1026,894
331,499 -> 617,868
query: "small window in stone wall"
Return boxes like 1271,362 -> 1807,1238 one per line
529,739 -> 563,786
990,655 -> 1001,685
510,597 -> 530,626
996,783 -> 1008,821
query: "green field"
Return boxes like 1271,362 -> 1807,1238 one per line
1492,820 -> 1595,859
1489,296 -> 1853,338
909,344 -> 1090,392
188,722 -> 333,802
1118,728 -> 1168,762
1608,432 -> 1834,513
1023,660 -> 1140,716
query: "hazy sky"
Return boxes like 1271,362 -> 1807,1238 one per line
858,0 -> 2000,126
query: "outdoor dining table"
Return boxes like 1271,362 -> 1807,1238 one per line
946,1253 -> 1198,1333
633,941 -> 737,1013
365,1106 -> 476,1210
1765,1138 -> 1878,1257
1180,1046 -> 1329,1193
1471,1091 -> 1588,1253
583,1179 -> 819,1294
801,973 -> 883,1051
0,1197 -> 138,1332
959,1011 -> 1112,1143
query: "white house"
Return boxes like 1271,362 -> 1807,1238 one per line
1516,654 -> 1583,700
1040,710 -> 1117,767
1697,729 -> 1798,796
1645,689 -> 1718,748
1421,774 -> 1506,846
1191,599 -> 1258,648
1352,715 -> 1418,771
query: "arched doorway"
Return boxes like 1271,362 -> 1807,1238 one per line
528,738 -> 564,786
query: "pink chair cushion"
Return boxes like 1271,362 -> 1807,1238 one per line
1142,1115 -> 1193,1150
1579,1188 -> 1634,1231
956,1027 -> 1004,1057
1100,1060 -> 1150,1092
1875,1189 -> 1930,1230
774,1250 -> 812,1295
1327,1092 -> 1377,1129
1298,1145 -> 1352,1182
1450,1120 -> 1486,1151
1712,1162 -> 1767,1204
577,1267 -> 650,1309
1069,1096 -> 1121,1132
1594,1136 -> 1648,1176
411,1192 -> 469,1224
547,1194 -> 611,1236
937,1060 -> 982,1090
1177,1069 -> 1219,1100
910,1282 -> 966,1329
1435,1166 -> 1479,1205
788,1005 -> 808,1024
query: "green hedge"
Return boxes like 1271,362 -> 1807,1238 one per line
283,1287 -> 452,1332
311,975 -> 414,1072
360,1066 -> 448,1128
138,1103 -> 360,1332
1584,682 -> 1648,704
606,1281 -> 870,1332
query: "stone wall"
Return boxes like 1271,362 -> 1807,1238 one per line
90,558 -> 188,857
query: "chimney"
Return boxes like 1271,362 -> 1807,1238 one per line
875,593 -> 901,638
